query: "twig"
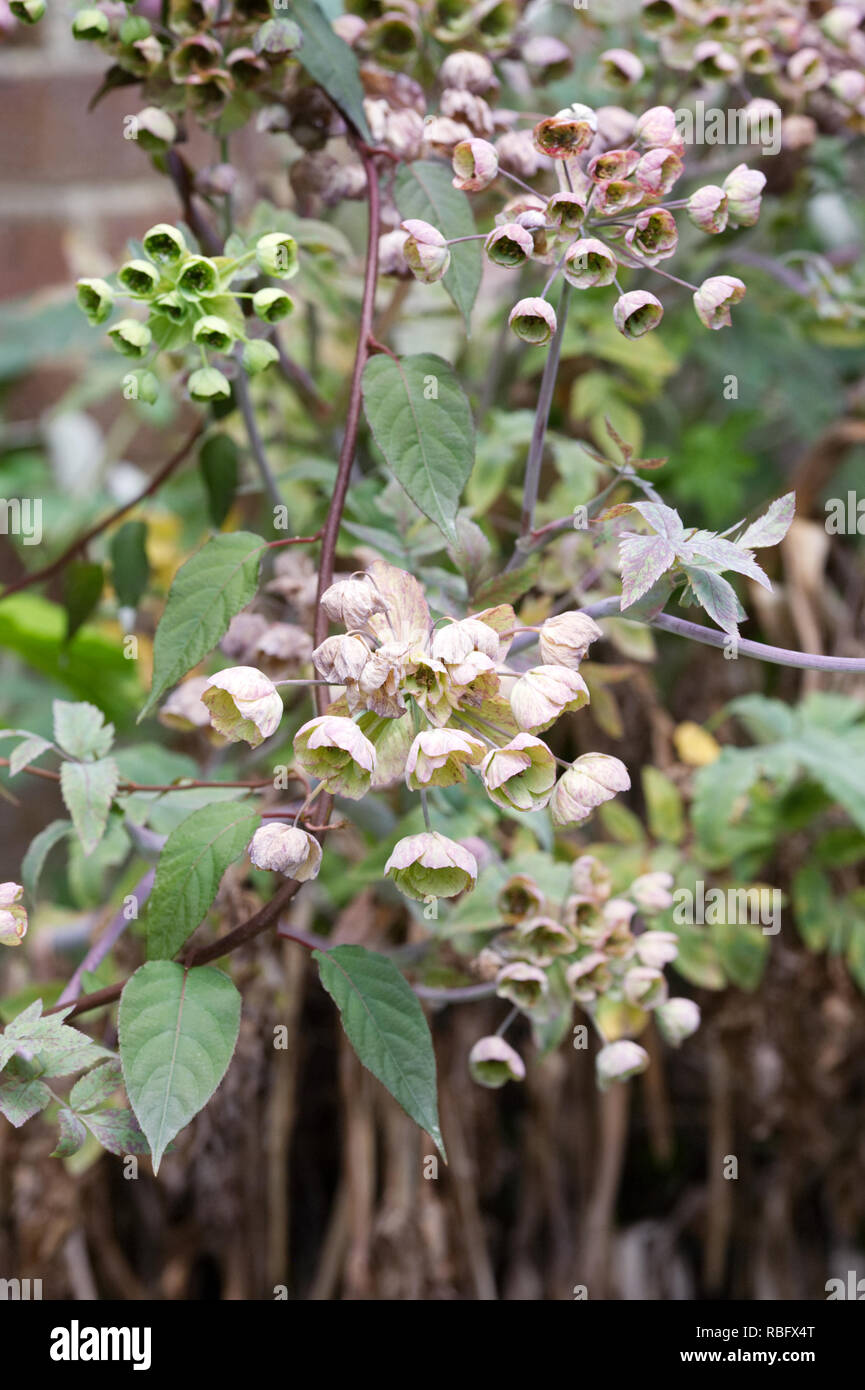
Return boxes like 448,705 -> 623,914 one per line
234,358 -> 283,510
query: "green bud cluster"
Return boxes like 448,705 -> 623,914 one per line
77,226 -> 299,405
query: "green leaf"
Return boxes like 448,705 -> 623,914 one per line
118,961 -> 242,1172
598,799 -> 646,845
710,920 -> 770,991
21,819 -> 73,903
791,865 -> 833,952
642,766 -> 685,844
146,801 -> 260,960
139,530 -> 265,720
53,699 -> 114,760
394,161 -> 481,326
0,1076 -> 52,1127
619,534 -> 676,609
682,565 -> 741,636
314,945 -> 446,1160
737,492 -> 795,549
471,559 -> 540,609
0,1000 -> 113,1077
52,1108 -> 88,1157
60,757 -> 119,855
362,353 -> 475,545
278,0 -> 370,140
84,1107 -> 150,1156
69,1059 -> 124,1111
670,922 -> 726,990
9,733 -> 51,777
63,560 -> 104,642
110,520 -> 150,610
200,433 -> 239,527
846,906 -> 865,994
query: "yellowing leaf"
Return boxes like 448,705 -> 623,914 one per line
674,721 -> 721,767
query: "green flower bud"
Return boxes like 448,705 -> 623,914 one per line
202,665 -> 283,747
126,369 -> 160,405
242,339 -> 280,375
153,291 -> 186,323
72,8 -> 109,40
188,366 -> 231,403
192,315 -> 235,351
134,107 -> 177,153
177,256 -> 220,297
253,17 -> 303,61
118,259 -> 160,295
142,223 -> 186,264
107,318 -> 152,358
468,1036 -> 525,1089
76,277 -> 114,324
255,232 -> 299,279
120,15 -> 150,43
10,0 -> 46,22
252,287 -> 294,323
385,831 -> 478,901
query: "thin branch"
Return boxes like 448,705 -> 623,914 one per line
233,357 -> 283,510
0,423 -> 203,601
0,759 -> 281,793
312,143 -> 382,705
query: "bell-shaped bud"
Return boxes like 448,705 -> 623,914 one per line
588,148 -> 640,182
192,315 -> 235,351
655,997 -> 701,1046
468,1036 -> 525,1088
384,831 -> 477,901
0,883 -> 28,948
118,260 -> 160,296
787,47 -> 828,90
694,39 -> 739,82
72,8 -> 109,40
539,611 -> 603,666
485,222 -> 535,268
107,318 -> 152,358
640,0 -> 679,34
624,207 -> 678,266
722,163 -> 765,227
242,338 -> 279,376
631,872 -> 674,914
158,675 -> 212,730
514,915 -> 575,964
440,49 -> 496,94
480,734 -> 556,811
533,104 -> 597,158
571,855 -> 612,904
634,929 -> 679,968
599,48 -> 644,87
566,952 -> 612,1002
177,256 -> 220,297
613,290 -> 664,339
563,238 -> 618,290
498,873 -> 545,924
509,665 -> 589,734
129,369 -> 160,405
11,0 -> 46,22
593,179 -> 642,216
142,223 -> 186,264
252,288 -> 294,323
134,106 -> 177,152
693,275 -> 745,330
634,105 -> 680,150
781,115 -> 817,151
623,965 -> 667,1009
188,366 -> 231,402
405,729 -> 486,790
495,961 -> 548,1011
202,665 -> 282,747
550,752 -> 631,827
77,277 -> 114,325
546,192 -> 587,233
402,220 -> 451,284
248,822 -> 322,882
293,715 -> 376,799
312,633 -> 369,685
596,1039 -> 649,1089
452,138 -> 498,191
634,146 -> 683,196
508,296 -> 557,345
255,232 -> 299,279
687,185 -> 729,234
321,575 -> 387,630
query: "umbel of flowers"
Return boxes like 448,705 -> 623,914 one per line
400,99 -> 765,342
468,857 -> 701,1091
170,560 -> 630,905
76,224 -> 298,404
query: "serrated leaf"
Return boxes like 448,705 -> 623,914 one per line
69,1058 -> 124,1112
63,561 -> 103,642
200,433 -> 239,527
394,161 -> 481,326
60,758 -> 119,855
53,699 -> 114,760
146,801 -> 260,960
314,945 -> 446,1161
110,520 -> 150,610
0,1076 -> 52,1127
139,531 -> 265,720
278,0 -> 371,140
626,500 -> 685,541
118,961 -> 242,1172
682,565 -> 741,636
52,1108 -> 88,1157
9,734 -> 51,777
0,999 -> 113,1077
84,1107 -> 151,1156
619,534 -> 676,608
21,819 -> 73,903
362,353 -> 475,545
737,492 -> 795,549
683,532 -> 771,589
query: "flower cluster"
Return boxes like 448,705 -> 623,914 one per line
162,560 -> 632,902
77,224 -> 297,403
399,99 -> 765,339
633,0 -> 865,140
468,857 -> 700,1090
